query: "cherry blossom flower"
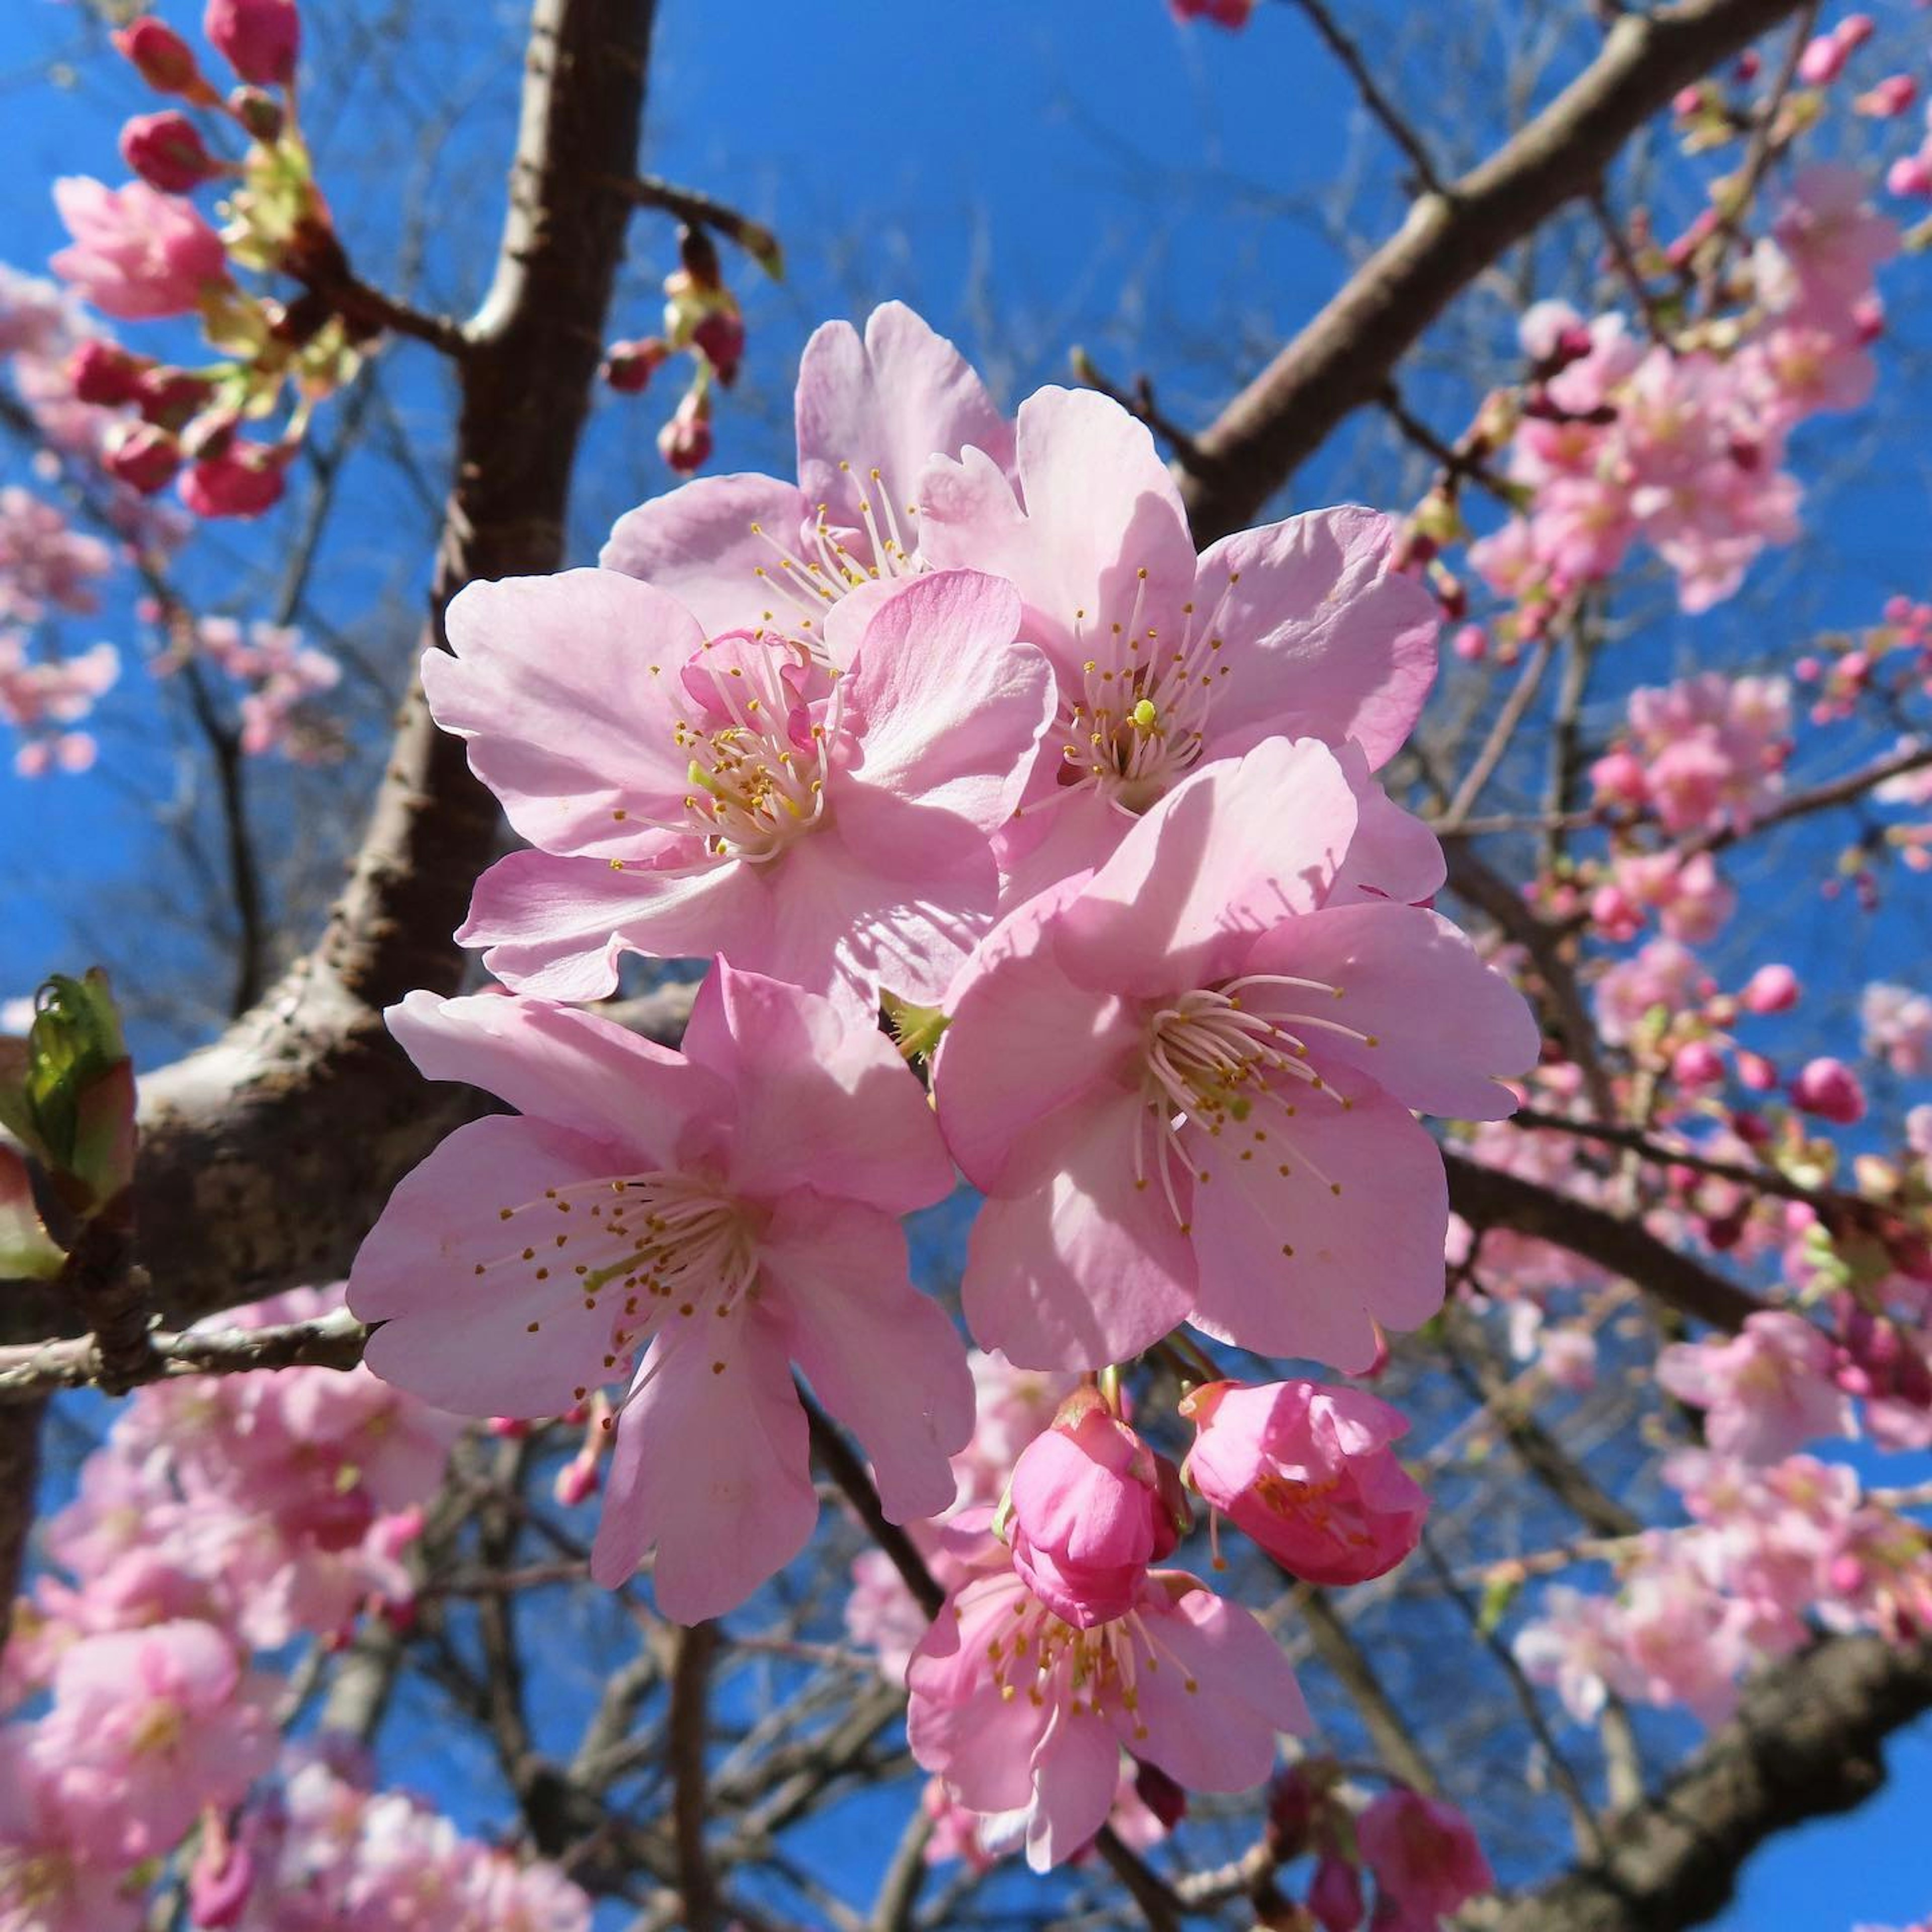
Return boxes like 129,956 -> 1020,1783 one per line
50,177 -> 229,320
348,967 -> 972,1621
1181,1380 -> 1428,1585
0,1738 -> 145,1932
204,0 -> 301,87
1357,1788 -> 1494,1928
934,738 -> 1538,1371
431,567 -> 1054,1012
603,301 -> 1012,661
908,1545 -> 1309,1871
1862,981 -> 1932,1077
1657,1311 -> 1854,1464
917,385 -> 1439,903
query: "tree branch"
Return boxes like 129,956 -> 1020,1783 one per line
1176,0 -> 1809,544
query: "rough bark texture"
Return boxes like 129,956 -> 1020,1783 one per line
125,0 -> 656,1329
1176,0 -> 1809,546
1489,1633 -> 1932,1932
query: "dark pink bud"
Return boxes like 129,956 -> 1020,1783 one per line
120,111 -> 223,193
229,86 -> 285,141
114,18 -> 216,100
67,340 -> 151,407
1672,1039 -> 1726,1090
1309,1855 -> 1365,1932
1741,963 -> 1800,1014
691,306 -> 746,386
136,366 -> 217,429
1267,1767 -> 1319,1859
657,389 -> 713,474
603,336 -> 670,394
1133,1759 -> 1188,1831
204,0 -> 300,86
104,421 -> 183,495
1791,1056 -> 1866,1125
187,1823 -> 255,1928
1735,1049 -> 1779,1092
1358,1789 -> 1494,1919
180,440 -> 289,519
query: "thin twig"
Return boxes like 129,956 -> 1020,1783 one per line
1278,0 -> 1447,195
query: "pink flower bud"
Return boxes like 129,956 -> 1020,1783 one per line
1888,152 -> 1932,199
1005,1391 -> 1181,1627
1741,962 -> 1800,1013
1451,623 -> 1487,662
67,339 -> 150,407
1309,1853 -> 1364,1932
1170,0 -> 1256,25
1590,745 -> 1648,808
181,440 -> 289,518
120,111 -> 223,193
692,305 -> 746,385
657,388 -> 713,473
1672,1039 -> 1727,1089
204,0 -> 300,86
1791,1056 -> 1866,1124
603,336 -> 670,394
1672,84 -> 1705,117
554,1454 -> 599,1507
1856,73 -> 1917,117
1797,32 -> 1849,86
1837,13 -> 1875,51
229,85 -> 286,141
1358,1790 -> 1494,1920
1735,1049 -> 1779,1092
188,1823 -> 255,1928
137,365 -> 217,428
114,18 -> 216,101
1181,1381 -> 1427,1586
1133,1759 -> 1188,1831
104,421 -> 183,495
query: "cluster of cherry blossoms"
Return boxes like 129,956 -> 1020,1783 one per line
345,300 -> 1539,1873
0,1286 -> 599,1932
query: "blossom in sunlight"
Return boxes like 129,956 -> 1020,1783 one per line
50,178 -> 229,321
432,566 -> 1054,1012
934,737 -> 1539,1372
348,966 -> 972,1622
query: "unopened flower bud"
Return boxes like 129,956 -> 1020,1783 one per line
104,421 -> 183,495
657,387 -> 713,474
114,18 -> 217,102
67,339 -> 151,407
120,111 -> 223,193
1791,1056 -> 1866,1125
181,439 -> 290,519
204,0 -> 301,87
604,336 -> 671,394
229,85 -> 286,142
691,304 -> 746,386
1741,962 -> 1800,1013
1672,1039 -> 1726,1089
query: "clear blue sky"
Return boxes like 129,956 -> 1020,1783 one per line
4,2 -> 1930,1925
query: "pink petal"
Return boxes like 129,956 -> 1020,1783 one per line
350,1116 -> 620,1416
428,570 -> 706,856
795,302 -> 1011,538
1126,1584 -> 1309,1789
993,785 -> 1141,914
600,471 -> 817,638
934,871 -> 1134,1192
763,1188 -> 973,1522
684,966 -> 955,1214
961,1089 -> 1196,1370
908,1573 -> 1047,1810
1052,740 -> 1359,997
837,569 -> 1055,854
1024,1702 -> 1123,1872
591,1304 -> 816,1620
1187,1082 -> 1448,1371
459,847 -> 761,1002
387,989 -> 730,1163
1196,507 -> 1438,770
1327,744 -> 1447,905
1234,904 -> 1539,1119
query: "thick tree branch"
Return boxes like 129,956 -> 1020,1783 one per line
1176,0 -> 1808,544
1489,1632 -> 1932,1932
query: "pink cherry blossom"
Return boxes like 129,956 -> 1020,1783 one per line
1593,937 -> 1711,1048
1005,1390 -> 1183,1626
1862,981 -> 1932,1076
917,386 -> 1439,903
432,566 -> 1055,1011
1,636 -> 118,777
349,968 -> 972,1621
0,1738 -> 145,1932
603,301 -> 1012,659
1181,1380 -> 1428,1585
1512,1584 -> 1627,1722
1357,1789 -> 1494,1928
1791,1055 -> 1867,1124
935,737 -> 1539,1372
908,1546 -> 1309,1871
205,0 -> 300,86
1657,1311 -> 1853,1464
50,177 -> 229,320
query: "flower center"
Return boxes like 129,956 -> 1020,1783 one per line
983,1591 -> 1200,1737
747,461 -> 923,658
479,1173 -> 761,1404
1134,977 -> 1378,1232
1055,568 -> 1240,812
662,644 -> 831,861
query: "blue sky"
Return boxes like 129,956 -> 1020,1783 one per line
5,1 -> 1932,1924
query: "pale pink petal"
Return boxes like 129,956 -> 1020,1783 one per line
1126,1584 -> 1309,1789
685,966 -> 955,1214
795,302 -> 1012,535
1197,507 -> 1438,769
1025,1705 -> 1123,1872
764,1188 -> 973,1522
591,1305 -> 816,1620
908,1573 -> 1046,1810
962,1089 -> 1196,1370
600,472 -> 817,637
993,786 -> 1141,914
1327,744 -> 1447,905
350,1116 -> 620,1416
1234,904 -> 1539,1119
1188,1083 -> 1448,1370
428,570 -> 706,856
837,569 -> 1055,850
1053,740 -> 1359,997
459,847 -> 763,1002
387,989 -> 730,1163
934,872 -> 1135,1192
